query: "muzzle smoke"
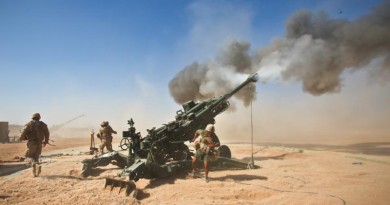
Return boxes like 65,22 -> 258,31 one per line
169,2 -> 390,104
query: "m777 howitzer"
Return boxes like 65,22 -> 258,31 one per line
83,73 -> 260,197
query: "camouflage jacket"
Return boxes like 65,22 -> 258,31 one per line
20,120 -> 50,143
196,129 -> 220,146
99,126 -> 117,140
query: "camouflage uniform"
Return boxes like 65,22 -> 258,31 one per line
99,121 -> 117,155
191,124 -> 220,182
20,113 -> 50,177
194,129 -> 220,162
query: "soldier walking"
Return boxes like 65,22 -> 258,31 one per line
20,113 -> 50,177
98,121 -> 117,155
191,124 -> 220,183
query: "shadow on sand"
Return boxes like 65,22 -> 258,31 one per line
0,163 -> 30,177
42,167 -> 121,180
212,174 -> 268,182
145,171 -> 188,189
140,173 -> 267,200
0,195 -> 11,200
43,175 -> 85,180
240,153 -> 296,163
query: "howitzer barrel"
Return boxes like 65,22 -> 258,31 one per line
193,73 -> 259,124
224,73 -> 259,99
94,73 -> 261,192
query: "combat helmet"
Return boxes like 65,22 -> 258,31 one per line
100,121 -> 109,127
32,113 -> 41,120
205,124 -> 215,132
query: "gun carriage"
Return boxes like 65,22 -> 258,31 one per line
81,73 -> 260,196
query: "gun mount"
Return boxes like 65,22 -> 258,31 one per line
126,73 -> 259,163
81,73 -> 260,197
119,118 -> 142,151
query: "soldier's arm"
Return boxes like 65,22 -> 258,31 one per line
191,130 -> 202,142
110,126 -> 117,134
44,123 -> 50,144
19,124 -> 30,141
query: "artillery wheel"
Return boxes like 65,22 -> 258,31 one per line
173,144 -> 191,160
217,145 -> 231,159
119,138 -> 131,150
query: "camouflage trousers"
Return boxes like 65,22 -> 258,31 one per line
25,140 -> 43,163
99,138 -> 113,155
194,146 -> 217,162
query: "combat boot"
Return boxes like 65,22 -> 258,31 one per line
191,169 -> 200,178
203,176 -> 209,183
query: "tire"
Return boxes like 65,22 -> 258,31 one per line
217,145 -> 231,159
172,144 -> 191,161
120,138 -> 131,150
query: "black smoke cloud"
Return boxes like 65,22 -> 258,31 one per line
169,1 -> 390,104
169,40 -> 256,106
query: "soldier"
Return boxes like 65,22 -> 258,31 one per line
191,124 -> 220,183
20,113 -> 50,177
98,121 -> 117,155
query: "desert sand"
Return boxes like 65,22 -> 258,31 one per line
1,137 -> 389,205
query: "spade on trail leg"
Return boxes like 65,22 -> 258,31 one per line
105,177 -> 136,197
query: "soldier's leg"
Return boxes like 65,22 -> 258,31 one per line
192,151 -> 199,175
192,148 -> 203,178
36,145 -> 43,177
106,140 -> 113,152
203,159 -> 209,182
25,141 -> 38,162
203,147 -> 210,182
99,140 -> 106,155
32,163 -> 37,177
192,152 -> 198,171
203,154 -> 209,177
26,141 -> 39,177
37,164 -> 42,176
32,155 -> 40,177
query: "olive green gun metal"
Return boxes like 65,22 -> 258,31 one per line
82,73 -> 260,197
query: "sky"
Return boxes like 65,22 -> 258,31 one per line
1,0 -> 389,144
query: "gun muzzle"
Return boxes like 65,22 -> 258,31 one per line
223,73 -> 259,100
248,73 -> 259,82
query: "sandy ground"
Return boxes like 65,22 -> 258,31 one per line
0,138 -> 389,205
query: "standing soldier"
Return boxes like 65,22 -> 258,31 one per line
191,124 -> 220,183
99,121 -> 117,155
20,113 -> 50,177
